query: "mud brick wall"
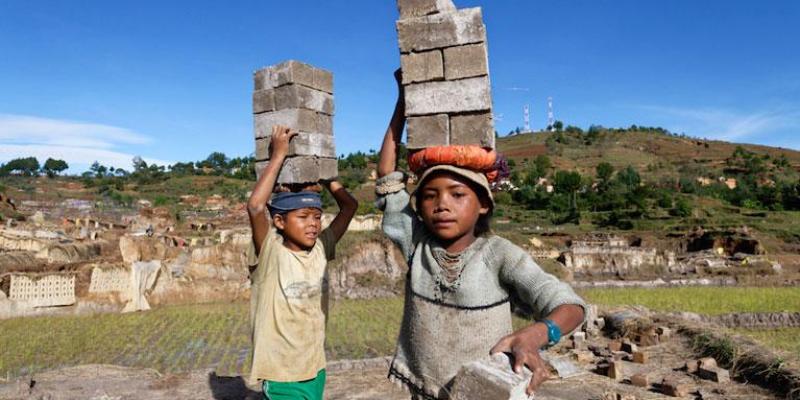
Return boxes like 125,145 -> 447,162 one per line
8,273 -> 76,307
252,60 -> 338,184
88,267 -> 130,294
396,0 -> 495,150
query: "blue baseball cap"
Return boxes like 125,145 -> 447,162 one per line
268,192 -> 322,215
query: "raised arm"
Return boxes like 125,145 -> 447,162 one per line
322,179 -> 358,243
247,126 -> 297,254
377,69 -> 406,177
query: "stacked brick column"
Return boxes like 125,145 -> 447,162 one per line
396,0 -> 495,150
252,60 -> 338,184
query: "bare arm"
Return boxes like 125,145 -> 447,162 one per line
491,304 -> 585,395
377,69 -> 406,178
247,126 -> 297,254
322,179 -> 358,243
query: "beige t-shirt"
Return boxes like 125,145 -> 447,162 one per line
247,227 -> 336,382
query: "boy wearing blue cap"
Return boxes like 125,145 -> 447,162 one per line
246,125 -> 358,400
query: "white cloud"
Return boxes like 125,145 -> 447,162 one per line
0,114 -> 173,172
635,105 -> 800,142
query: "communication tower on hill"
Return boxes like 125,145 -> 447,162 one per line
546,96 -> 555,131
523,104 -> 530,132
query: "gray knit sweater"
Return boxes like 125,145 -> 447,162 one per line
376,173 -> 586,400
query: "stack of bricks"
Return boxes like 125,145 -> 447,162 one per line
396,0 -> 495,150
252,60 -> 338,184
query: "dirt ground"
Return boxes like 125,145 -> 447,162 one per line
0,329 -> 781,400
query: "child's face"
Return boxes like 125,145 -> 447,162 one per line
273,207 -> 323,251
417,172 -> 489,242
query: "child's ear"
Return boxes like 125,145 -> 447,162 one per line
478,196 -> 491,215
273,214 -> 286,230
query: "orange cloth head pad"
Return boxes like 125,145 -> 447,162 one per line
408,145 -> 497,180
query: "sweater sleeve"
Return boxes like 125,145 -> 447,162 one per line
499,243 -> 587,321
375,171 -> 423,261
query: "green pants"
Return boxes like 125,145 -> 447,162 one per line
263,369 -> 326,400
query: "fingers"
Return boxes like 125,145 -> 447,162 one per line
525,367 -> 550,396
512,350 -> 527,374
524,353 -> 551,396
271,125 -> 294,137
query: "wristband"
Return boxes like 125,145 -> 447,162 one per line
542,319 -> 562,347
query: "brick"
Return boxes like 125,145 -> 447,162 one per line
254,60 -> 333,93
405,76 -> 491,115
255,133 -> 336,160
254,109 -> 332,139
255,157 -> 338,184
661,377 -> 692,398
444,43 -> 489,80
449,353 -> 531,400
608,339 -> 623,352
313,69 -> 334,94
632,351 -> 648,364
400,50 -> 444,84
685,360 -> 699,374
607,360 -> 624,381
406,114 -> 449,149
316,112 -> 333,136
397,0 -> 455,19
450,112 -> 495,148
397,8 -> 486,52
698,357 -> 717,370
288,133 -> 336,158
572,332 -> 586,345
631,373 -> 650,388
252,89 -> 276,114
697,366 -> 730,383
255,137 -> 269,160
636,332 -> 660,347
274,84 -> 334,115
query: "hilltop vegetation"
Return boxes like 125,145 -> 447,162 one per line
1,124 -> 799,241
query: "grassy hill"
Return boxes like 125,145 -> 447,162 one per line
497,129 -> 800,181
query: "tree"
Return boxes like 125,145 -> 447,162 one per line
132,156 -> 147,172
596,162 -> 614,186
42,158 -> 68,178
671,197 -> 693,217
89,161 -> 108,178
554,170 -> 582,212
1,157 -> 40,176
552,120 -> 564,132
616,165 -> 641,189
170,162 -> 195,176
534,155 -> 551,173
205,152 -> 229,172
525,155 -> 551,185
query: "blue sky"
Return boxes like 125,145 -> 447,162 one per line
1,0 -> 798,173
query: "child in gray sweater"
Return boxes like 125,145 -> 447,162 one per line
376,71 -> 586,399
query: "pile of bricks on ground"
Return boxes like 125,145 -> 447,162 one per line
589,313 -> 733,400
252,60 -> 337,184
395,0 -> 495,150
447,305 -> 739,400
